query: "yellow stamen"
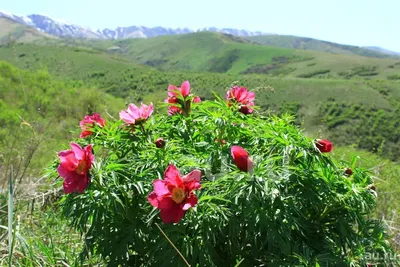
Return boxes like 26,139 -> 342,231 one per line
76,160 -> 87,174
171,187 -> 185,204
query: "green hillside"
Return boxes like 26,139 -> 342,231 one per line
247,34 -> 399,58
0,61 -> 124,183
6,32 -> 400,81
0,17 -> 56,45
95,32 -> 400,80
1,34 -> 400,161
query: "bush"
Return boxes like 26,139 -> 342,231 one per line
387,74 -> 400,80
296,69 -> 330,78
49,82 -> 397,266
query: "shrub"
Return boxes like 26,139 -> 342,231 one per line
48,81 -> 397,266
387,74 -> 400,80
296,69 -> 330,78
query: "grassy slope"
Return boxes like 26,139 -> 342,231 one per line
0,17 -> 55,44
247,34 -> 399,58
11,32 -> 400,80
0,61 -> 124,183
1,36 -> 400,160
0,42 -> 396,126
95,32 -> 400,80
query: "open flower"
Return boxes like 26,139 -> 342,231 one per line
57,142 -> 94,194
79,113 -> 106,138
316,139 -> 333,153
119,103 -> 153,125
148,165 -> 202,224
168,80 -> 191,99
226,86 -> 255,114
231,146 -> 254,172
165,81 -> 201,116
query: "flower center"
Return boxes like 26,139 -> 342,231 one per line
76,160 -> 87,175
171,187 -> 186,204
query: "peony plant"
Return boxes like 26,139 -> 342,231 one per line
49,81 -> 398,266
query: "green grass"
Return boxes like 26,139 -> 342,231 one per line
247,34 -> 400,58
0,18 -> 55,45
35,32 -> 400,80
2,39 -> 400,161
1,33 -> 400,161
0,61 -> 124,183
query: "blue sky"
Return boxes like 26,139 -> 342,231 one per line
2,0 -> 400,52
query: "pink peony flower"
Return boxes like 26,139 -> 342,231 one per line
57,142 -> 95,194
316,139 -> 333,153
119,103 -> 154,125
148,165 -> 202,224
79,113 -> 106,138
168,80 -> 191,98
226,86 -> 255,114
165,81 -> 201,116
231,146 -> 254,172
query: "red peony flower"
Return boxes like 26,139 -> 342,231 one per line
79,113 -> 106,138
165,81 -> 201,116
148,165 -> 202,224
316,139 -> 333,153
168,106 -> 183,116
231,146 -> 254,172
226,86 -> 255,114
57,142 -> 95,194
119,103 -> 154,125
154,137 -> 166,148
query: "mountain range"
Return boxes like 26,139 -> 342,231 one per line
0,10 -> 399,57
0,10 -> 268,40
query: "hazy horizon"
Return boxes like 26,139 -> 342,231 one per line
2,0 -> 400,52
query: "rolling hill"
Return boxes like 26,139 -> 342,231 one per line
86,32 -> 400,80
247,34 -> 400,58
1,31 -> 400,160
0,17 -> 55,45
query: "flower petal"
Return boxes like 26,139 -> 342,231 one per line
119,110 -> 135,124
70,142 -> 84,160
80,130 -> 93,138
83,144 -> 94,168
168,85 -> 179,97
58,150 -> 78,166
127,104 -> 141,119
183,170 -> 202,191
57,163 -> 77,179
148,192 -> 159,207
158,196 -> 175,210
180,81 -> 190,97
193,96 -> 201,103
168,106 -> 182,116
164,165 -> 182,186
231,146 -> 253,172
153,180 -> 170,196
182,194 -> 198,211
160,206 -> 185,224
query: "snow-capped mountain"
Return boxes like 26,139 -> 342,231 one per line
27,14 -> 104,39
0,10 -> 34,26
198,27 -> 265,37
0,10 -> 268,39
97,26 -> 193,39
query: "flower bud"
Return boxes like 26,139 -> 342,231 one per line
154,138 -> 166,148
